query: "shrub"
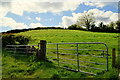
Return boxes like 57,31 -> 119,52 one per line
68,24 -> 85,30
2,34 -> 31,48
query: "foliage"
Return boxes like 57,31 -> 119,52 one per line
68,24 -> 85,30
75,12 -> 119,33
68,24 -> 79,30
77,12 -> 95,30
2,34 -> 31,48
90,21 -> 119,33
116,20 -> 120,31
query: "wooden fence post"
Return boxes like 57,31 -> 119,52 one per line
112,48 -> 116,68
37,40 -> 46,61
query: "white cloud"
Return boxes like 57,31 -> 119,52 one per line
0,17 -> 27,29
61,13 -> 84,28
1,0 -> 119,2
87,9 -> 118,25
54,24 -> 62,28
0,1 -> 118,30
0,1 -> 117,18
62,16 -> 76,28
61,9 -> 118,28
0,17 -> 44,29
29,23 -> 43,28
35,17 -> 41,21
0,2 -> 11,18
84,2 -> 109,8
0,1 -> 81,16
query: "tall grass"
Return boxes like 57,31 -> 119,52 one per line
2,49 -> 90,78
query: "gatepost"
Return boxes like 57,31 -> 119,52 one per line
37,40 -> 46,61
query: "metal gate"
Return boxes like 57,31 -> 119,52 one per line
46,42 -> 109,75
5,42 -> 109,75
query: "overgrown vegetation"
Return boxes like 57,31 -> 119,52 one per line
2,34 -> 31,48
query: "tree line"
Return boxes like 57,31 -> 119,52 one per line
2,27 -> 63,34
68,12 -> 120,33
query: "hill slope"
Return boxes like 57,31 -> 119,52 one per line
16,29 -> 118,53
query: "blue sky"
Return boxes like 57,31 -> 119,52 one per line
0,1 -> 119,32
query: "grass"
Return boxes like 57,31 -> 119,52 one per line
16,29 -> 118,73
16,29 -> 118,53
2,29 -> 119,78
2,49 -> 89,78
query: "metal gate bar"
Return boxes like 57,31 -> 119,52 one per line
46,42 -> 109,75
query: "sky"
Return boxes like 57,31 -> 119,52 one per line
0,0 -> 119,32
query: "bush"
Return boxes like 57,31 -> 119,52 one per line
68,24 -> 85,30
2,34 -> 31,48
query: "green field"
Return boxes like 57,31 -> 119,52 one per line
2,29 -> 119,78
17,29 -> 118,47
16,29 -> 118,54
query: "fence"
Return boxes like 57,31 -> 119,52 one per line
6,45 -> 38,54
5,40 -> 109,75
46,42 -> 109,75
5,44 -> 38,62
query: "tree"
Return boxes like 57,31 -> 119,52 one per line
109,22 -> 115,29
99,22 -> 105,30
99,22 -> 104,29
68,24 -> 84,30
68,24 -> 78,30
90,24 -> 96,31
98,22 -> 108,32
77,12 -> 95,30
116,20 -> 120,32
108,22 -> 116,32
